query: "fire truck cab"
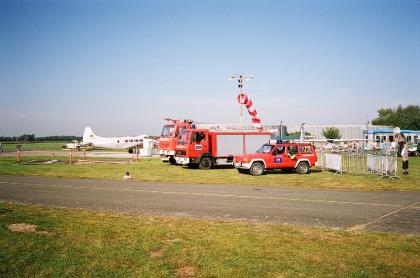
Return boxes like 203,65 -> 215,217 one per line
234,141 -> 317,176
159,119 -> 193,164
175,128 -> 272,169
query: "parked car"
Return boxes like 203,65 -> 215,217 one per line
408,143 -> 420,156
234,141 -> 317,176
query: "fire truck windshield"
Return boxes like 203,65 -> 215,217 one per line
161,125 -> 174,137
178,129 -> 189,145
256,144 -> 274,154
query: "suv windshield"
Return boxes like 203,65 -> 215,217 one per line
256,144 -> 274,154
161,125 -> 174,137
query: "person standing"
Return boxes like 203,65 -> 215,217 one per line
401,143 -> 409,175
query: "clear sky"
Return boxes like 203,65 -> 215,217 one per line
1,0 -> 419,136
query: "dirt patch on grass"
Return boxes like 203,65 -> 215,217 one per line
7,223 -> 49,235
150,247 -> 167,258
176,266 -> 197,277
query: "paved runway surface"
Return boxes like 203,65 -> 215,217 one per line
1,175 -> 419,234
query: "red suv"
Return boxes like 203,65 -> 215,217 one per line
234,142 -> 317,176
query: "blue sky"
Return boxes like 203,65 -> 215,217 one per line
1,0 -> 419,136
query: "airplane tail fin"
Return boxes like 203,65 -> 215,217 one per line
83,127 -> 96,143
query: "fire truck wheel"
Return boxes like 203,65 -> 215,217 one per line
199,157 -> 213,170
250,162 -> 264,176
296,162 -> 310,174
169,157 -> 177,165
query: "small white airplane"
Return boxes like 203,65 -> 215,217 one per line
81,127 -> 158,155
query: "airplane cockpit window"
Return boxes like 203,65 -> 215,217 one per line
117,140 -> 120,143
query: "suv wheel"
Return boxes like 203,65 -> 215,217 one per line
169,157 -> 177,165
250,162 -> 264,176
199,157 -> 213,170
296,161 -> 310,174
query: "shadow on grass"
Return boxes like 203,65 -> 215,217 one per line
180,165 -> 233,170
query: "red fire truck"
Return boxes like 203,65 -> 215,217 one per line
174,128 -> 272,169
234,141 -> 317,176
159,119 -> 194,164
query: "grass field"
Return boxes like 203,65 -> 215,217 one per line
0,156 -> 419,191
0,202 -> 418,277
1,142 -> 66,152
0,142 -> 129,152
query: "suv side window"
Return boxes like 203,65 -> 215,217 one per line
287,145 -> 298,155
273,145 -> 285,155
300,145 -> 313,154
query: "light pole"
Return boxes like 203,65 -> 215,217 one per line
229,74 -> 254,125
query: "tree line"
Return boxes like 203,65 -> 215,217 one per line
372,105 -> 419,130
0,134 -> 82,142
321,105 -> 419,139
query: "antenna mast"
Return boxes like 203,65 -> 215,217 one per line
229,74 -> 254,125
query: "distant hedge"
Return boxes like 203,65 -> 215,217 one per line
0,135 -> 82,142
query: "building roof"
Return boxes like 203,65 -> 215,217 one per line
366,129 -> 420,134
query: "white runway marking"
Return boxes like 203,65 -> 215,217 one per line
348,201 -> 420,231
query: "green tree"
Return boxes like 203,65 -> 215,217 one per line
18,134 -> 35,142
322,127 -> 341,139
372,105 -> 420,130
287,131 -> 312,137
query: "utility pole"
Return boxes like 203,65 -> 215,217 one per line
229,74 -> 254,125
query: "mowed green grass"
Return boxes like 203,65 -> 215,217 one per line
1,142 -> 66,151
1,142 -> 130,153
0,156 -> 419,191
0,203 -> 418,277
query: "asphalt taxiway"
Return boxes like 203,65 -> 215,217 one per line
0,175 -> 419,234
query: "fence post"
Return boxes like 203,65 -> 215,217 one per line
16,144 -> 21,163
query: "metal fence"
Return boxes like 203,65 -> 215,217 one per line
319,150 -> 399,179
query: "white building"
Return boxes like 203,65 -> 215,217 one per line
291,125 -> 393,140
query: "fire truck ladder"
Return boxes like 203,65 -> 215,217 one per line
195,123 -> 281,133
